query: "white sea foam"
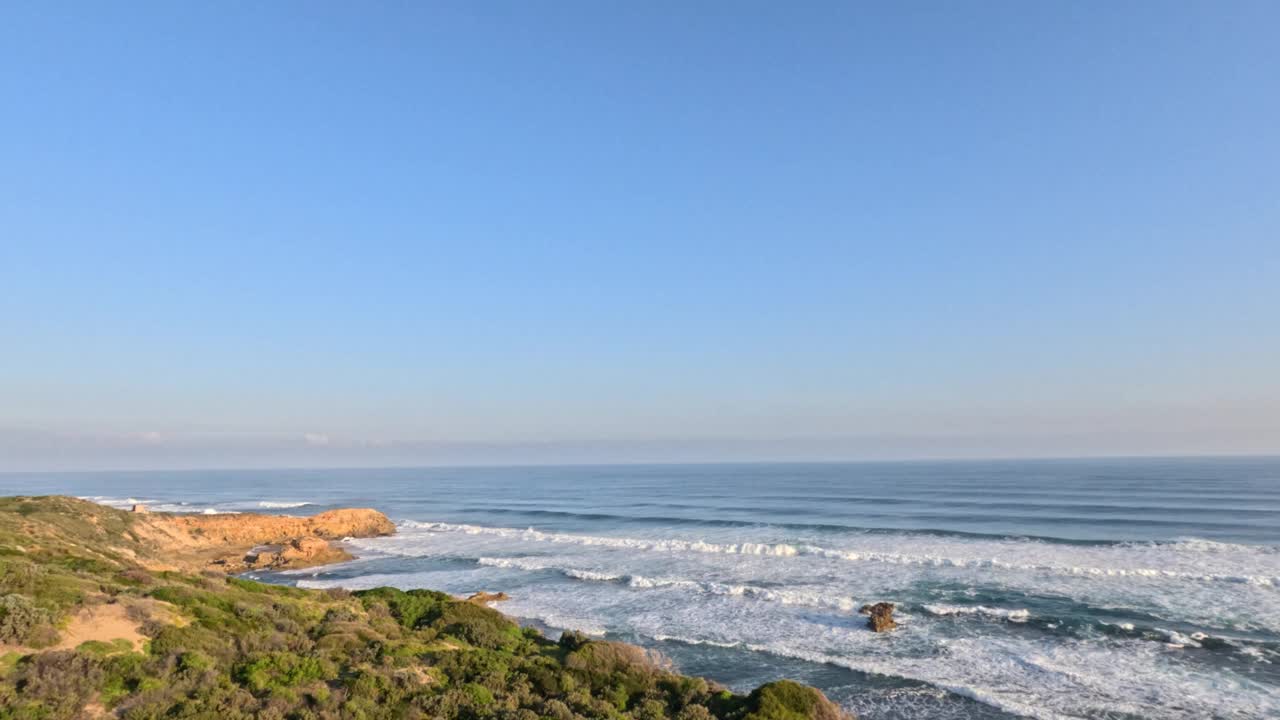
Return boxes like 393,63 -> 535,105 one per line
352,518 -> 1280,635
258,501 -> 312,508
518,613 -> 608,637
81,496 -> 240,514
641,627 -> 1278,720
394,521 -> 1280,588
1155,629 -> 1202,648
314,522 -> 1280,720
1155,537 -> 1276,555
651,634 -> 743,649
921,604 -> 1030,622
81,496 -> 157,509
1239,646 -> 1274,663
477,556 -> 862,611
840,686 -> 971,720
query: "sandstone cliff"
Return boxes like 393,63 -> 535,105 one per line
130,505 -> 396,572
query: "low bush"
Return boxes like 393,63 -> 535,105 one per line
0,594 -> 58,647
235,651 -> 333,693
743,680 -> 848,720
355,587 -> 450,629
431,600 -> 524,650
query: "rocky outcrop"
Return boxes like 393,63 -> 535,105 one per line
466,591 -> 510,604
132,507 -> 396,572
242,535 -> 352,571
859,602 -> 897,632
154,508 -> 395,545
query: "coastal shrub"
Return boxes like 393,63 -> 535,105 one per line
637,698 -> 670,720
75,638 -> 135,656
99,652 -> 150,706
661,675 -> 715,713
53,555 -> 117,575
0,560 -> 45,595
562,641 -> 676,714
676,706 -> 716,720
432,601 -> 523,650
523,656 -> 574,695
558,629 -> 591,651
147,622 -> 235,663
565,640 -> 665,678
539,697 -> 578,720
431,646 -> 512,688
743,680 -> 845,720
462,681 -> 494,705
8,650 -> 104,717
115,568 -> 153,586
179,650 -> 215,673
0,560 -> 85,615
234,651 -> 332,693
0,593 -> 58,646
321,605 -> 360,624
147,585 -> 202,609
227,576 -> 309,598
355,587 -> 450,629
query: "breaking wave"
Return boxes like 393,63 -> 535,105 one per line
920,604 -> 1030,622
476,556 -> 860,611
395,521 -> 1280,587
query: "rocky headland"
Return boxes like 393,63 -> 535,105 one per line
136,505 -> 396,572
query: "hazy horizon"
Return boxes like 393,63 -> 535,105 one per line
4,3 -> 1278,471
3,439 -> 1279,475
10,452 -> 1280,477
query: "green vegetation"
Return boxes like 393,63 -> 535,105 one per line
0,595 -> 57,647
0,496 -> 852,719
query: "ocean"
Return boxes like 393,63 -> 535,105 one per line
4,457 -> 1279,719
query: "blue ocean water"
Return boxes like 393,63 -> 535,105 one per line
3,457 -> 1279,719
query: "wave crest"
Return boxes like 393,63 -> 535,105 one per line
399,521 -> 1280,587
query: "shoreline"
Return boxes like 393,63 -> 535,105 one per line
1,496 -> 856,720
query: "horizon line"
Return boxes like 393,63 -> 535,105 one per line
4,451 -> 1279,476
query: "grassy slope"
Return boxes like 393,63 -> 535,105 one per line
0,497 -> 852,720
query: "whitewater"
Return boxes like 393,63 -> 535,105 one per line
7,457 -> 1279,719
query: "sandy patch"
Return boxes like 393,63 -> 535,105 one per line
53,602 -> 147,651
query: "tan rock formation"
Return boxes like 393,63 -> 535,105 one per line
859,602 -> 897,632
131,507 -> 395,572
152,508 -> 395,545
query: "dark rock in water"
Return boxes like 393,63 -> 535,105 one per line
859,602 -> 897,632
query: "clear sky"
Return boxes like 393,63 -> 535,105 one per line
2,2 -> 1278,470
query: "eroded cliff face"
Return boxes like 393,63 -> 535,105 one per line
131,506 -> 396,572
145,507 -> 395,545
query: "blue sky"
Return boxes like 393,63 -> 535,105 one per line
2,2 -> 1278,469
